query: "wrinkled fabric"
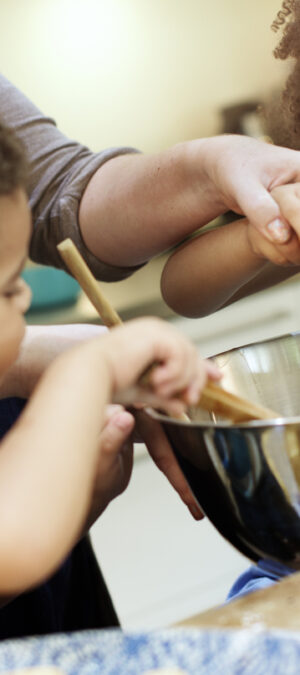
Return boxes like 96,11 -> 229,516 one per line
0,73 -> 143,281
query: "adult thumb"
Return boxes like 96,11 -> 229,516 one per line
236,180 -> 292,244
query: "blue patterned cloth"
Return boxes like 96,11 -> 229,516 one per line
228,559 -> 296,601
0,627 -> 298,674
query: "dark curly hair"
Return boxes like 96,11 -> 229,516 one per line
266,1 -> 300,148
0,123 -> 27,195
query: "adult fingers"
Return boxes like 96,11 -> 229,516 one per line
271,184 -> 300,241
247,223 -> 300,266
233,177 -> 292,245
135,409 -> 204,520
100,407 -> 135,458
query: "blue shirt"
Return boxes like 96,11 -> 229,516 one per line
227,558 -> 295,601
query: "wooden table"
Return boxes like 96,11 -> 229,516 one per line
177,571 -> 300,631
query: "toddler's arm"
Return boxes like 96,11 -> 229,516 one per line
0,318 -> 218,596
161,183 -> 300,318
0,322 -> 209,524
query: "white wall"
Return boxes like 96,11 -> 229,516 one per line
0,0 -> 288,152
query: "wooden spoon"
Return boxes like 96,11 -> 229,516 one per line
57,238 -> 278,423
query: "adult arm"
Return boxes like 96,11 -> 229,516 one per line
2,77 -> 300,276
78,135 -> 300,267
0,323 -> 108,399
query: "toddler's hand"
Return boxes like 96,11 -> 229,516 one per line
101,317 -> 221,417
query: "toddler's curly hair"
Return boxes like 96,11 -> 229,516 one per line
0,123 -> 27,195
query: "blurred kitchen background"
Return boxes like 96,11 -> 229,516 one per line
2,0 -> 300,628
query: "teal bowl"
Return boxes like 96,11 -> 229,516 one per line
22,265 -> 80,311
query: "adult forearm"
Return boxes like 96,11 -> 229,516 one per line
0,324 -> 108,400
78,140 -> 227,268
79,135 -> 300,273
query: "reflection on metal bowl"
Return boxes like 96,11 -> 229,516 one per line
147,332 -> 300,568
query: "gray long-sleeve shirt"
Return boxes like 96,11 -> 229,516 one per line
0,74 -> 140,281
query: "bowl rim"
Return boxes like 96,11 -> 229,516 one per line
145,407 -> 300,429
145,328 -> 300,430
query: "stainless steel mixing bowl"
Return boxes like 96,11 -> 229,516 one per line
147,331 -> 300,568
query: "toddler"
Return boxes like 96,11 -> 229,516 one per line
0,122 -> 219,634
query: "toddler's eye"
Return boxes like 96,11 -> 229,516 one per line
3,278 -> 31,315
5,286 -> 19,298
5,279 -> 24,299
5,289 -> 16,298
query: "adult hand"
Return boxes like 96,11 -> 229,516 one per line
134,408 -> 204,520
202,135 -> 300,244
85,404 -> 204,529
84,404 -> 135,530
246,182 -> 300,266
80,135 -> 300,271
0,323 -> 108,399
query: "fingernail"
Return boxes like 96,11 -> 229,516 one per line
186,387 -> 199,406
114,411 -> 134,431
188,504 -> 204,520
267,218 -> 291,243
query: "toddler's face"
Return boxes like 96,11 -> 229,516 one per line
0,188 -> 32,378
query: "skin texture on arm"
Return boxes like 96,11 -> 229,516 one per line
0,324 -> 108,399
161,183 -> 300,318
161,220 -> 266,317
160,218 -> 300,317
78,135 -> 300,269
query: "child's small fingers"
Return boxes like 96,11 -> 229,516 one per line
184,379 -> 204,406
204,360 -> 223,381
150,344 -> 195,392
162,399 -> 188,417
183,357 -> 221,405
152,359 -> 197,399
275,235 -> 300,266
248,225 -> 292,266
258,227 -> 300,266
154,359 -> 207,404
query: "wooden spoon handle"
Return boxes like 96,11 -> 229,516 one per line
57,239 -> 190,420
198,380 -> 277,422
57,239 -> 122,328
57,238 -> 278,423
